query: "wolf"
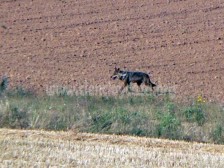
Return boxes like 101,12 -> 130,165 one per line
111,67 -> 156,94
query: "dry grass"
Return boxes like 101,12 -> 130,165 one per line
0,129 -> 224,167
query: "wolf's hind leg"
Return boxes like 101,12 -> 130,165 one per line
137,82 -> 142,92
145,79 -> 156,91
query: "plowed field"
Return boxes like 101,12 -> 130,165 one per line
1,0 -> 224,102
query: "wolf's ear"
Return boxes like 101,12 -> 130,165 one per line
115,67 -> 120,71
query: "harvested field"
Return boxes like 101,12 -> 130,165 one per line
0,0 -> 224,102
0,129 -> 224,167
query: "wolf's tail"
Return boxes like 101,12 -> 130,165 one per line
145,77 -> 155,85
145,74 -> 156,89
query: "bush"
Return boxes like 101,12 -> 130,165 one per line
90,112 -> 113,132
46,113 -> 68,130
183,105 -> 206,126
7,86 -> 34,97
212,124 -> 223,144
119,111 -> 149,136
89,107 -> 150,136
8,106 -> 29,129
156,112 -> 181,139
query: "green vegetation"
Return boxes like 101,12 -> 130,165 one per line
212,124 -> 224,144
0,79 -> 224,144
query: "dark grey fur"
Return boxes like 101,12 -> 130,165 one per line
111,67 -> 156,94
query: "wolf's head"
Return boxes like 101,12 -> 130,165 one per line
111,67 -> 126,80
111,67 -> 121,80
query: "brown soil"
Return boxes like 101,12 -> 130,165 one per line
1,0 -> 224,102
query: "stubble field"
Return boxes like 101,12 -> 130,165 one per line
1,129 -> 224,167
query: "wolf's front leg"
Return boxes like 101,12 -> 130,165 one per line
118,82 -> 127,94
128,84 -> 133,92
118,86 -> 125,94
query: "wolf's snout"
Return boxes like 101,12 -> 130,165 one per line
111,75 -> 117,80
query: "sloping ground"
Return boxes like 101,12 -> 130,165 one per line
1,0 -> 224,102
0,129 -> 224,167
